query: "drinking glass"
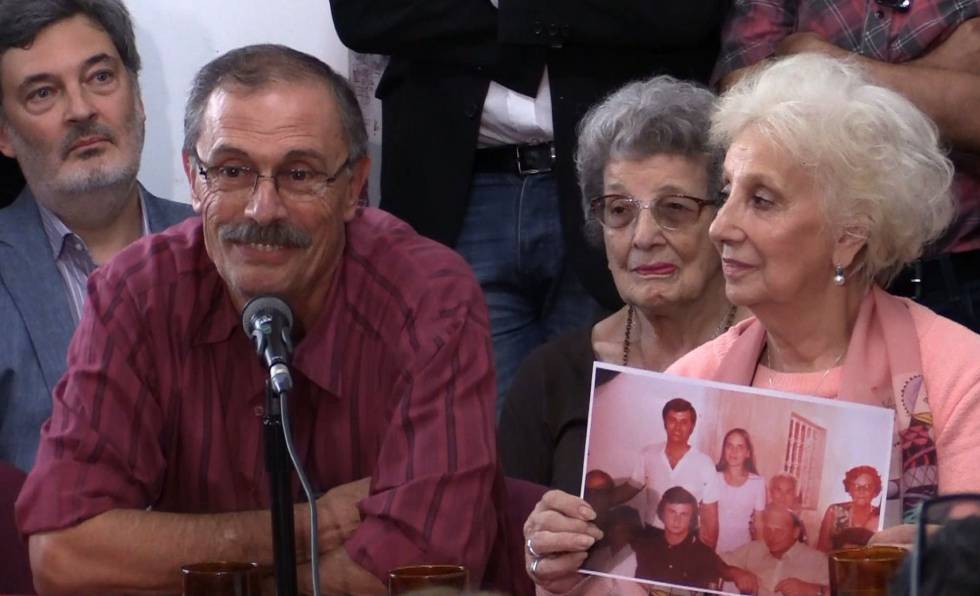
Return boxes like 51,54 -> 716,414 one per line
828,545 -> 906,596
387,564 -> 468,595
181,561 -> 265,596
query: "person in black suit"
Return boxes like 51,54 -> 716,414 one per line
330,0 -> 728,411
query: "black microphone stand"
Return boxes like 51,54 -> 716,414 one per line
264,379 -> 299,596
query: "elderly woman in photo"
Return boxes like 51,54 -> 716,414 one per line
499,76 -> 742,495
817,465 -> 882,551
523,54 -> 980,595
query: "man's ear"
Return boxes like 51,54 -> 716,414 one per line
182,151 -> 205,214
342,155 -> 371,221
0,118 -> 16,159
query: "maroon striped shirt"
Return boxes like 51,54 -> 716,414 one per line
16,208 -> 501,580
713,0 -> 980,252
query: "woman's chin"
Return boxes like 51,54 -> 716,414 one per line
624,293 -> 674,312
723,285 -> 757,307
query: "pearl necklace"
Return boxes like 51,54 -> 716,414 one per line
622,303 -> 737,367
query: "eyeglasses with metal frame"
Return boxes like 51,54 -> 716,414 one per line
196,155 -> 351,201
589,193 -> 718,231
910,492 -> 980,596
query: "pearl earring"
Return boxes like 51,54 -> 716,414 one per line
833,265 -> 846,286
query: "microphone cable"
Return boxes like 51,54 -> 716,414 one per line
279,388 -> 322,596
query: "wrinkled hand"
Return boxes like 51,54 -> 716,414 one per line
297,546 -> 385,596
313,477 -> 370,552
523,490 -> 603,594
914,18 -> 980,75
729,567 -> 760,594
775,32 -> 849,59
774,576 -> 823,595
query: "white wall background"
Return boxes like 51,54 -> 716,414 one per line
126,0 -> 350,204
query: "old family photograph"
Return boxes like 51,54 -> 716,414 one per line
580,365 -> 895,595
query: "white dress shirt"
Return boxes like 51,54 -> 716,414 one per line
630,442 -> 720,528
478,0 -> 554,147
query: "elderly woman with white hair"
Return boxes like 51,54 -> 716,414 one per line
523,53 -> 980,595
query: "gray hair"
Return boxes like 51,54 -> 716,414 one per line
0,0 -> 141,104
576,76 -> 720,244
183,44 -> 367,164
711,53 -> 955,287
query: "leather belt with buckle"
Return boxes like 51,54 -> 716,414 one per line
473,142 -> 557,176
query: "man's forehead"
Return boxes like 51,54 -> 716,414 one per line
203,80 -> 338,121
195,82 -> 343,159
0,14 -> 120,88
763,507 -> 794,526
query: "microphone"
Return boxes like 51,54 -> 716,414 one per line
242,295 -> 294,394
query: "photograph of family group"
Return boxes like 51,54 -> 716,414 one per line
579,364 -> 895,595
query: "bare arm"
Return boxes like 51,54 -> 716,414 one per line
721,565 -> 760,594
816,506 -> 835,553
29,478 -> 367,595
609,480 -> 643,507
298,547 -> 385,595
297,478 -> 381,594
30,508 -> 277,594
699,501 -> 719,549
774,576 -> 827,595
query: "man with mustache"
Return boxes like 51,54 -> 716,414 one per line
0,0 -> 191,472
16,44 -> 502,594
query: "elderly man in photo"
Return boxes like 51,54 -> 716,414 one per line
16,44 -> 501,594
615,398 -> 719,547
0,0 -> 191,472
722,504 -> 830,596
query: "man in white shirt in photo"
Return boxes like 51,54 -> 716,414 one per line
617,398 -> 720,548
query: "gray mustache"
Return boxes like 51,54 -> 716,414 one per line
60,121 -> 116,158
218,221 -> 312,248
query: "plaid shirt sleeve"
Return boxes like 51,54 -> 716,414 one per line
712,0 -> 799,85
16,256 -> 168,536
343,256 -> 499,581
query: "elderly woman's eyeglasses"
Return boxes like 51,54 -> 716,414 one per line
196,157 -> 351,202
590,194 -> 718,231
910,492 -> 980,596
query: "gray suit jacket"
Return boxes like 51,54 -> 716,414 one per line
0,185 -> 192,471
